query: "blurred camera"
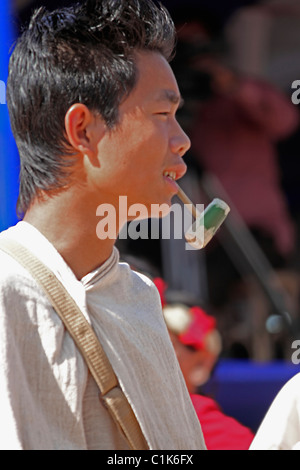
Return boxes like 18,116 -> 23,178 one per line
172,40 -> 216,102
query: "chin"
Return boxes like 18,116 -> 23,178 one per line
150,199 -> 173,218
128,191 -> 174,219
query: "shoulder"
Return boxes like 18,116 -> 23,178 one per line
0,221 -> 63,309
0,247 -> 35,288
271,372 -> 300,408
0,245 -> 52,317
118,260 -> 161,303
281,371 -> 300,390
116,261 -> 164,327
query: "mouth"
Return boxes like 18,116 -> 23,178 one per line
163,165 -> 187,193
163,171 -> 178,194
163,170 -> 177,182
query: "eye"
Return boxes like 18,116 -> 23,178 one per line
155,111 -> 172,118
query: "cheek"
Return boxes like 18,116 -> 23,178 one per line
97,116 -> 169,199
123,131 -> 167,180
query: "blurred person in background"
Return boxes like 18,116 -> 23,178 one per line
171,14 -> 300,358
189,54 -> 299,266
154,278 -> 254,450
172,12 -> 299,268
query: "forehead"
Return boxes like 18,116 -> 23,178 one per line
126,51 -> 181,107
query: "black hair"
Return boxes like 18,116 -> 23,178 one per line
6,0 -> 176,214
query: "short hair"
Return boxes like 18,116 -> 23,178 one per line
6,0 -> 176,214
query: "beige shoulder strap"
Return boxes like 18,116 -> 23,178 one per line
0,238 -> 149,450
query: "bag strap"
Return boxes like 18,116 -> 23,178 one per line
0,238 -> 149,450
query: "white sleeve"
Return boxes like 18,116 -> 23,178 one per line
0,270 -> 46,449
0,258 -> 87,450
250,373 -> 300,450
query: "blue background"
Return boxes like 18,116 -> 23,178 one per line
0,0 -> 19,232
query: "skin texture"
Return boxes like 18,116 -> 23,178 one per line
24,51 -> 190,279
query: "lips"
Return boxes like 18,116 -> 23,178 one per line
162,162 -> 187,195
163,162 -> 187,183
163,170 -> 181,194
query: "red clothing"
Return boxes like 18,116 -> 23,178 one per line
191,393 -> 254,450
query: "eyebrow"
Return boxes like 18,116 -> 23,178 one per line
157,89 -> 184,108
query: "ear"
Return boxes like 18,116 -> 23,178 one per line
64,103 -> 104,158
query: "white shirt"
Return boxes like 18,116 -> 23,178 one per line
250,373 -> 300,450
0,221 -> 206,450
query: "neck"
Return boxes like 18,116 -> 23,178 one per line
24,188 -> 122,279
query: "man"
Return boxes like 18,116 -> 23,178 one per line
0,0 -> 206,450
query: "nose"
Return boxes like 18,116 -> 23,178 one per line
170,121 -> 191,158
